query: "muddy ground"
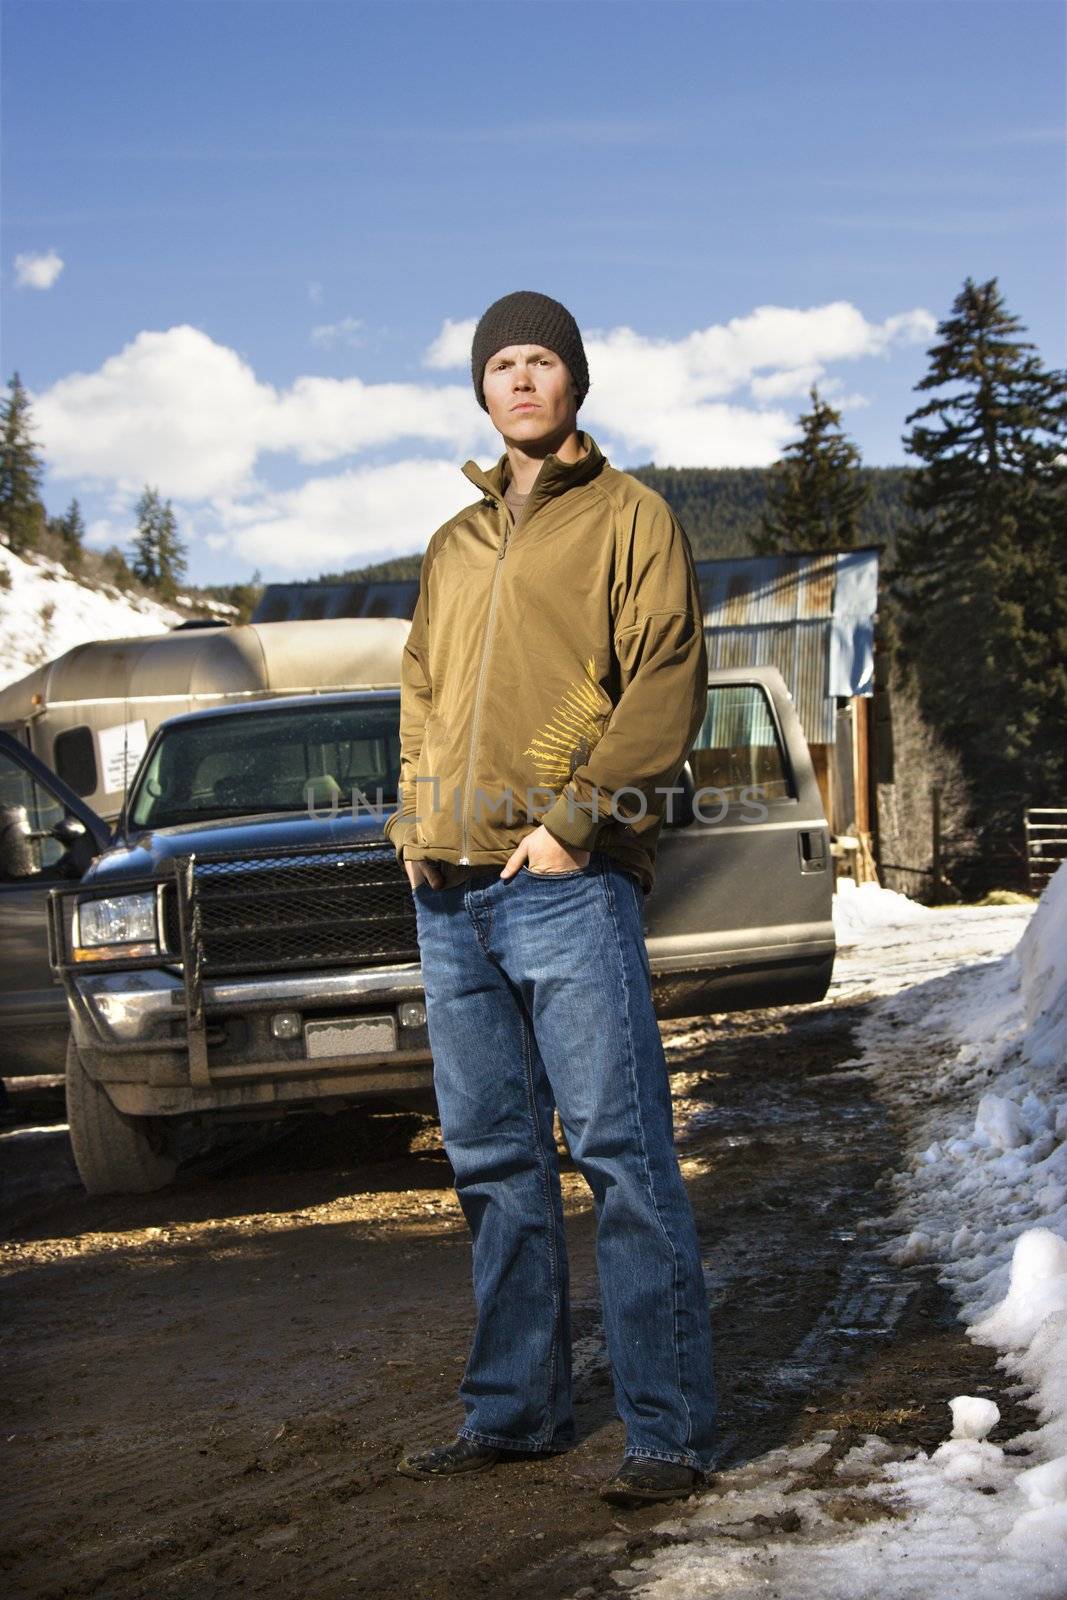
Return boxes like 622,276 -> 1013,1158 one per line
0,987 -> 1039,1600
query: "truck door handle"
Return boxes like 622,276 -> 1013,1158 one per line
798,829 -> 827,873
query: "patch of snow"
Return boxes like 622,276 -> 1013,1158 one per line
974,1094 -> 1032,1151
834,1433 -> 904,1478
891,1227 -> 932,1265
832,877 -> 934,946
174,592 -> 238,616
0,543 -> 184,691
969,1230 -> 1067,1356
948,1395 -> 1000,1440
623,862 -> 1067,1599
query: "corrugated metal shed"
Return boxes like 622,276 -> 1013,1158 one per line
696,548 -> 878,745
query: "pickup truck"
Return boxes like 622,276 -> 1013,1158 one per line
0,665 -> 835,1194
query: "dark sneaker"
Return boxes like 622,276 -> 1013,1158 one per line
598,1455 -> 704,1505
396,1435 -> 503,1480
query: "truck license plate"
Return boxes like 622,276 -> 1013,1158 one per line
304,1015 -> 397,1058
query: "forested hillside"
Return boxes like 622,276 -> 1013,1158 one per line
625,463 -> 911,561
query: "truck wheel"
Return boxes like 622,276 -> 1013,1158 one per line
65,1038 -> 178,1195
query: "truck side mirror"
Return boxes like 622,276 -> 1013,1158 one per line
51,814 -> 97,877
52,817 -> 87,846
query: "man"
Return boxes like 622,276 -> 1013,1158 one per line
386,290 -> 717,1506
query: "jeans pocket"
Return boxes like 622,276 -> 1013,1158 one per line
520,861 -> 593,880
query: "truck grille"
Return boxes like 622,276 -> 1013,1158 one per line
161,842 -> 419,975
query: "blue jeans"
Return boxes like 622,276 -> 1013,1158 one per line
412,850 -> 718,1470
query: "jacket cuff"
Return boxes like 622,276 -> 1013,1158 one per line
384,812 -> 419,863
540,791 -> 603,852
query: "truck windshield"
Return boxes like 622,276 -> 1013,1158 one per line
127,699 -> 402,829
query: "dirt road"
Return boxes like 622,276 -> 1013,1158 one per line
0,974 -> 1036,1600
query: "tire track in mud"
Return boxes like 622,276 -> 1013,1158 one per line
0,995 -> 1036,1600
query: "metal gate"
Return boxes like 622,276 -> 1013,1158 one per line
1024,807 -> 1067,895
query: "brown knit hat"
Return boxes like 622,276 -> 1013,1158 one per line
471,290 -> 589,412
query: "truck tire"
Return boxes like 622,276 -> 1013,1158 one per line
65,1038 -> 178,1195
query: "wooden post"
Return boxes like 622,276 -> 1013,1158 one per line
931,784 -> 942,905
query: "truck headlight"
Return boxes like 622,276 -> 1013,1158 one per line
74,892 -> 159,961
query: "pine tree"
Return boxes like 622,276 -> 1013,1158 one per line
892,275 -> 1067,851
0,372 -> 47,555
130,486 -> 187,597
130,486 -> 164,585
59,497 -> 85,570
751,385 -> 870,555
155,498 -> 187,600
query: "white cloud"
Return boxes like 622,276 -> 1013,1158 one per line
14,249 -> 64,290
216,459 -> 471,571
263,374 -> 496,464
575,301 -> 933,467
311,315 -> 365,349
34,326 -> 275,499
308,281 -> 323,305
33,325 -> 498,499
423,317 -> 476,369
749,364 -> 826,402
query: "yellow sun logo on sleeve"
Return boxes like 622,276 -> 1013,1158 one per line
522,656 -> 611,787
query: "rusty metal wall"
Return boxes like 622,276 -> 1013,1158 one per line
696,550 -> 879,747
703,619 -> 833,745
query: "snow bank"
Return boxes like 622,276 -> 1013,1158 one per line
812,862 -> 1067,1591
624,864 -> 1067,1599
832,877 -> 934,945
0,543 -> 183,691
1015,869 -> 1067,1072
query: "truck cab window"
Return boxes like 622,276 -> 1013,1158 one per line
128,701 -> 402,829
690,684 -> 794,803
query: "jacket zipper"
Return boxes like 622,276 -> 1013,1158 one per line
458,498 -> 513,863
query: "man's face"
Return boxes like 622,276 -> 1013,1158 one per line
481,343 -> 578,445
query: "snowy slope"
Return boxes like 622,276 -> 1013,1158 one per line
0,542 -> 187,692
619,871 -> 1067,1599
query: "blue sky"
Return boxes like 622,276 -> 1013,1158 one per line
3,0 -> 1064,585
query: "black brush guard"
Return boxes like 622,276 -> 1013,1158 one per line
49,839 -> 420,1086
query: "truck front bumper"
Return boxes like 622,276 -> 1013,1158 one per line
49,849 -> 436,1115
66,962 -> 434,1116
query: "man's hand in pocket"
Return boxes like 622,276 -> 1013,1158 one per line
404,852 -> 445,891
500,825 -> 590,881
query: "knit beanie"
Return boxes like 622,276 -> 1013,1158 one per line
471,290 -> 589,412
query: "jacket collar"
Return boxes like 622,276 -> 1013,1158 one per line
460,430 -> 606,509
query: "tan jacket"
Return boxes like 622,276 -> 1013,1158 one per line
384,431 -> 708,895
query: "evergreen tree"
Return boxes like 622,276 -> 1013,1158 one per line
130,486 -> 188,598
751,385 -> 870,555
130,486 -> 164,585
0,373 -> 47,555
892,275 -> 1067,848
155,497 -> 187,600
59,497 -> 85,570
